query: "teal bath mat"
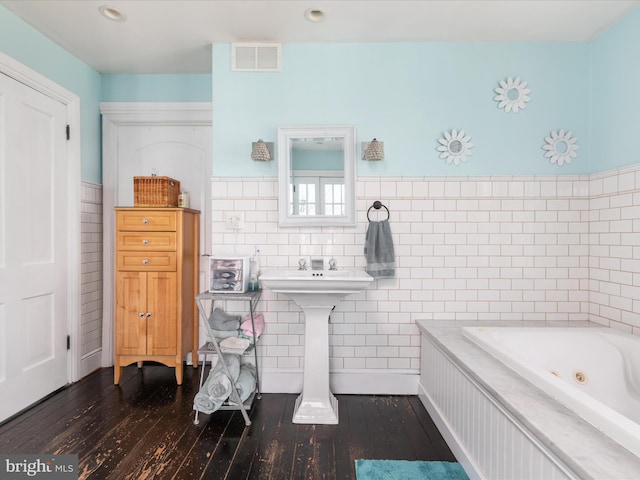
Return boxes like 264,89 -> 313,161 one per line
355,459 -> 469,480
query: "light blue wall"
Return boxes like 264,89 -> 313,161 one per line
3,4 -> 640,182
212,42 -> 590,177
590,7 -> 640,172
0,6 -> 102,183
101,74 -> 212,102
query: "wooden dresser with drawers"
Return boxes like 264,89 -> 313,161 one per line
114,207 -> 199,385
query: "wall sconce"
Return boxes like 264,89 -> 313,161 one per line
251,139 -> 273,161
362,138 -> 384,161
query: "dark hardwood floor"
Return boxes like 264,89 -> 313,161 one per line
0,364 -> 455,479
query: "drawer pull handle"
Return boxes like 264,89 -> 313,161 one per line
139,312 -> 145,317
142,239 -> 148,245
143,218 -> 149,224
146,312 -> 152,318
142,259 -> 149,265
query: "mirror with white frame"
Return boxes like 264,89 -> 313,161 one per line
278,126 -> 356,226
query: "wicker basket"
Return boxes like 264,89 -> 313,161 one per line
133,176 -> 180,207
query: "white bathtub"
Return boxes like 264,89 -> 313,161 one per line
462,326 -> 640,458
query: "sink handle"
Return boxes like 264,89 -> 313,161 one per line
329,258 -> 337,270
298,258 -> 307,270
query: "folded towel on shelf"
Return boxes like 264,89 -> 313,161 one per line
206,328 -> 239,343
208,307 -> 242,331
219,336 -> 250,354
193,354 -> 241,414
364,219 -> 396,278
228,363 -> 257,405
241,313 -> 265,338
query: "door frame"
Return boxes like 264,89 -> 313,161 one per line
0,52 -> 82,382
100,102 -> 212,367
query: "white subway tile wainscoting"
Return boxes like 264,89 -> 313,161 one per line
81,182 -> 103,377
208,163 -> 640,394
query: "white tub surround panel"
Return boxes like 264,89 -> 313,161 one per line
417,320 -> 640,480
80,182 -> 103,377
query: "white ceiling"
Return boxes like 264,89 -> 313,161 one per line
2,0 -> 638,74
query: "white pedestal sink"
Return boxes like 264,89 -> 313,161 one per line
259,269 -> 373,424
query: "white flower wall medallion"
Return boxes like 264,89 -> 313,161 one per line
437,129 -> 473,166
543,129 -> 579,166
494,76 -> 531,113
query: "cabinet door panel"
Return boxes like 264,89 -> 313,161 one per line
115,271 -> 147,355
146,272 -> 177,355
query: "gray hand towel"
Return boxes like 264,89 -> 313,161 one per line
208,307 -> 241,331
364,219 -> 395,278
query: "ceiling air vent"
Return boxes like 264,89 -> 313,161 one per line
232,43 -> 281,72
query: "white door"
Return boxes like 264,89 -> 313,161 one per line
102,119 -> 211,363
115,125 -> 211,233
0,72 -> 69,421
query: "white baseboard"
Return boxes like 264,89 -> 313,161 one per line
80,348 -> 103,379
261,368 -> 419,395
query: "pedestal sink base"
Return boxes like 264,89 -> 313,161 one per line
292,303 -> 336,424
292,393 -> 338,425
258,269 -> 374,425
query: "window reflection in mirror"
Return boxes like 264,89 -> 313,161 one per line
289,137 -> 345,216
278,126 -> 356,227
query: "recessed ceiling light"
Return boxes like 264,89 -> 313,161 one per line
304,8 -> 326,22
99,5 -> 126,22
